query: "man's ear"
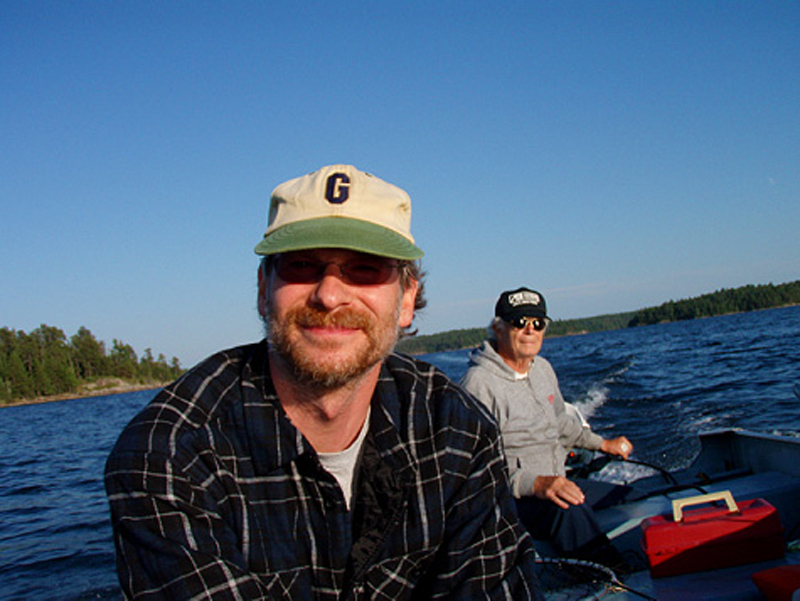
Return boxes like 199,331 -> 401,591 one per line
257,264 -> 268,319
398,278 -> 418,329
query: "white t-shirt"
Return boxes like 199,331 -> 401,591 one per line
317,409 -> 370,510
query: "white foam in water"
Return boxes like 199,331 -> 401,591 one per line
591,458 -> 658,485
574,383 -> 608,420
689,414 -> 722,430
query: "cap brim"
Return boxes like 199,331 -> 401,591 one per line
506,308 -> 548,321
254,217 -> 424,260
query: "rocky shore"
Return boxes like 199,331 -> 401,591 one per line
2,378 -> 167,408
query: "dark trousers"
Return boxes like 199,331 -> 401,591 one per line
514,479 -> 633,557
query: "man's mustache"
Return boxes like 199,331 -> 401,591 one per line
290,307 -> 372,330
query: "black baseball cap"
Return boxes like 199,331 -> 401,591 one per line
495,287 -> 548,322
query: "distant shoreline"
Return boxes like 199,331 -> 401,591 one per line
2,379 -> 168,409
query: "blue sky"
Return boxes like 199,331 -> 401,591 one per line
2,1 -> 799,367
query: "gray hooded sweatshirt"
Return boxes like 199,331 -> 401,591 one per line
460,341 -> 603,498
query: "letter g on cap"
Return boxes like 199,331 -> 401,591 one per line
325,173 -> 350,204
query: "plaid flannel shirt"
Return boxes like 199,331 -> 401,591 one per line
105,341 -> 541,599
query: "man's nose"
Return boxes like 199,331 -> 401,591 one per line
310,264 -> 352,309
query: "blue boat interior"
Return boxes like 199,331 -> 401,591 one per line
535,429 -> 800,599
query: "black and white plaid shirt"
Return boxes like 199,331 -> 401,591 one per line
105,341 -> 541,599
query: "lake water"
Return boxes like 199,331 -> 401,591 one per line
1,306 -> 798,599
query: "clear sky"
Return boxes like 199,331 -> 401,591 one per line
2,1 -> 799,367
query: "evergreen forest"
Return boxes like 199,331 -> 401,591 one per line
0,325 -> 183,405
627,281 -> 800,326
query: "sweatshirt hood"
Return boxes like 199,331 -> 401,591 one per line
467,341 -> 525,381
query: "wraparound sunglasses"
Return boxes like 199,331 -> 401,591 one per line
507,316 -> 548,331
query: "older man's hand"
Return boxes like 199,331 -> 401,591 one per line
601,436 -> 633,460
533,475 -> 585,509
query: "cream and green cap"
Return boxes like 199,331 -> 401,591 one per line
254,164 -> 424,260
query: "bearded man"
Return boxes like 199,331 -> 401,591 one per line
105,165 -> 540,599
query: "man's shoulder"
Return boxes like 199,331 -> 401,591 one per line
174,342 -> 265,397
383,352 -> 454,396
461,349 -> 508,390
463,342 -> 516,381
383,352 -> 498,431
461,356 -> 491,381
109,341 -> 267,457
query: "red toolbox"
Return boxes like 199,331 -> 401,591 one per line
641,491 -> 785,578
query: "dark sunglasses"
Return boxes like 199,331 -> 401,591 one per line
274,254 -> 401,286
508,316 -> 548,331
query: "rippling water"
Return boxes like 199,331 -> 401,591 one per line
0,390 -> 158,599
1,306 -> 798,599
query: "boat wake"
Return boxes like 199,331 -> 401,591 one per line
572,358 -> 632,421
574,382 -> 608,421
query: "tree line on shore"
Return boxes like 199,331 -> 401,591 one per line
0,325 -> 183,405
3,281 -> 797,402
397,280 -> 800,355
627,281 -> 800,326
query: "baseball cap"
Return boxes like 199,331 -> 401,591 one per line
495,287 -> 548,322
254,164 -> 424,260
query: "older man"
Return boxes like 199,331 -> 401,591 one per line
461,287 -> 632,568
105,166 -> 540,599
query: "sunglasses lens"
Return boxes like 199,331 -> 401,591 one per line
275,257 -> 322,284
511,317 -> 547,331
344,259 -> 396,285
275,256 -> 398,286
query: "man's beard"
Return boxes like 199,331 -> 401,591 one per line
267,304 -> 400,390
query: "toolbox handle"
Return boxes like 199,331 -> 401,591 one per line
672,490 -> 739,522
